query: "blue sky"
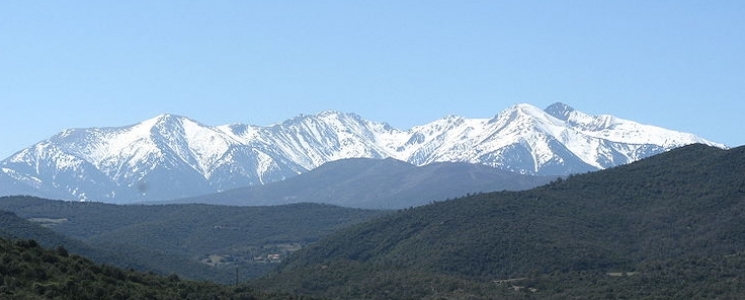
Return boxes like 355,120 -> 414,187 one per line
1,1 -> 743,159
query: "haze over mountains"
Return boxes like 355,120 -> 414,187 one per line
165,158 -> 556,209
0,102 -> 722,204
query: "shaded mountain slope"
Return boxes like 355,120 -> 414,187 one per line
168,158 -> 556,209
256,144 -> 745,299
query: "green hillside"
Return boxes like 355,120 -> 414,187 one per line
0,237 -> 309,300
255,144 -> 745,299
0,197 -> 384,283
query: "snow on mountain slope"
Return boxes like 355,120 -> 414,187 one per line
0,103 -> 724,203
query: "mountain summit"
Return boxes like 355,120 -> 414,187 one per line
0,103 -> 723,203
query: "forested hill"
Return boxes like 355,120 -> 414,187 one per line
0,197 -> 385,283
256,144 -> 745,299
0,237 -> 308,299
0,208 -> 232,283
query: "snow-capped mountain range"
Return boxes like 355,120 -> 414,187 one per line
0,102 -> 724,203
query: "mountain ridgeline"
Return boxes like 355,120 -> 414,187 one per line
0,103 -> 722,203
255,144 -> 745,299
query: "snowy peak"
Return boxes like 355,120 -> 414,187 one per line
490,103 -> 550,127
139,113 -> 194,137
487,104 -> 564,138
146,113 -> 188,126
0,104 -> 725,204
280,111 -> 363,128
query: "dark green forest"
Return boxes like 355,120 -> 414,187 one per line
254,144 -> 745,299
